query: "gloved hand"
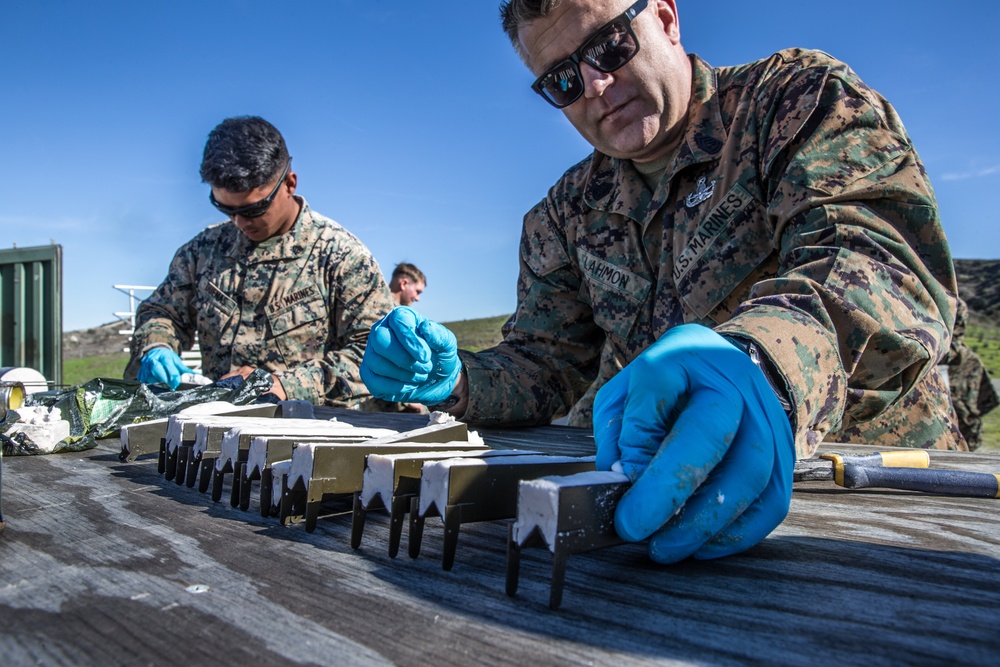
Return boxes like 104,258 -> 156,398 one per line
360,306 -> 461,405
593,323 -> 794,564
137,347 -> 195,391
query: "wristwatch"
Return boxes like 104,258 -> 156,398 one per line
723,336 -> 793,415
427,394 -> 461,412
427,367 -> 467,412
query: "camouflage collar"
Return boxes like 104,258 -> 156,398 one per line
584,53 -> 728,227
231,195 -> 311,263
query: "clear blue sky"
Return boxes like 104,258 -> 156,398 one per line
3,1 -> 997,332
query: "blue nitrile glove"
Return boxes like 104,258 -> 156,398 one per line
360,306 -> 461,405
593,323 -> 794,564
137,347 -> 195,391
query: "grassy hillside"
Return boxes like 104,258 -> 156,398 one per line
966,322 -> 1000,377
441,314 -> 509,352
63,353 -> 131,387
965,324 -> 1000,452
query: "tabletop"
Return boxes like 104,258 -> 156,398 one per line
1,407 -> 997,666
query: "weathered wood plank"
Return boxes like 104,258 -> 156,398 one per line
0,408 -> 997,666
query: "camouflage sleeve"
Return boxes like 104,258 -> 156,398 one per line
270,241 -> 395,405
460,197 -> 604,426
713,54 -> 958,456
123,242 -> 200,380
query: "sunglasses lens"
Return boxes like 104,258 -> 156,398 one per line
538,64 -> 584,108
533,19 -> 639,108
209,158 -> 290,218
238,201 -> 270,218
211,197 -> 269,219
584,22 -> 637,73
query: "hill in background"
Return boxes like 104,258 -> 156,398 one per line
954,259 -> 1000,327
64,322 -> 128,359
62,315 -> 512,362
59,314 -> 514,387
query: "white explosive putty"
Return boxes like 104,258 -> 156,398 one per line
214,421 -> 397,472
417,454 -> 596,517
245,427 -> 400,480
511,470 -> 630,550
359,448 -> 535,510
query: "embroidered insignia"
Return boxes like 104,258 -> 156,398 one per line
685,176 -> 717,208
695,134 -> 723,154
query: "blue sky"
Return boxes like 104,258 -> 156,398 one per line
3,1 -> 998,332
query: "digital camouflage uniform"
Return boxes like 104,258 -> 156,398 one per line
944,298 -> 999,450
565,342 -> 621,428
124,197 -> 395,407
458,49 -> 965,458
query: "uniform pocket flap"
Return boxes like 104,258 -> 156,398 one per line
268,294 -> 327,336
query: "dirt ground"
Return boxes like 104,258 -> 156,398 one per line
63,321 -> 130,359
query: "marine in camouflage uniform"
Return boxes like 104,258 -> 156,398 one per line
126,116 -> 395,406
124,199 -> 395,407
457,48 -> 964,458
944,298 -> 999,450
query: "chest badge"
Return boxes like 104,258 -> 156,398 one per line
685,176 -> 717,208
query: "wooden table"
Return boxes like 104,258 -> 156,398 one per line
1,407 -> 997,665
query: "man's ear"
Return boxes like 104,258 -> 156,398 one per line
652,0 -> 681,43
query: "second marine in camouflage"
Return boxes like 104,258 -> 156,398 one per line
125,116 -> 395,407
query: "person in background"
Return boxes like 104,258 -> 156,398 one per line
945,298 -> 999,450
388,262 -> 430,414
360,0 -> 963,564
124,116 -> 395,406
389,262 -> 426,307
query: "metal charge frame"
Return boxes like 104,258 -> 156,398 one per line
412,456 -> 597,571
351,448 -> 529,558
506,474 -> 630,610
283,420 -> 479,531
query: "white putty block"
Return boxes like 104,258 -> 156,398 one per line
512,470 -> 629,550
359,449 -> 537,509
418,454 -> 595,517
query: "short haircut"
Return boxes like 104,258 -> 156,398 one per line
391,262 -> 426,285
499,0 -> 561,60
200,116 -> 290,193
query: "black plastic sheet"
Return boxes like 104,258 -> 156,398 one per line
1,370 -> 275,456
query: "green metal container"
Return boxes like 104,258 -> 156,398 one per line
0,244 -> 62,387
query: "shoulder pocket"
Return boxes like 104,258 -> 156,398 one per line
267,295 -> 327,336
197,281 -> 237,327
521,199 -> 572,278
576,248 -> 651,342
675,184 -> 773,320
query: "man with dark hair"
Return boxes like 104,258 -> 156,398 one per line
389,262 -> 426,307
125,116 -> 394,407
361,0 -> 963,563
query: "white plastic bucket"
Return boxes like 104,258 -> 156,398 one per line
0,367 -> 48,395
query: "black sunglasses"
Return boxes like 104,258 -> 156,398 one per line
531,0 -> 648,109
209,158 -> 292,219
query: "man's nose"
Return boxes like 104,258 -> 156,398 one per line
580,62 -> 614,99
